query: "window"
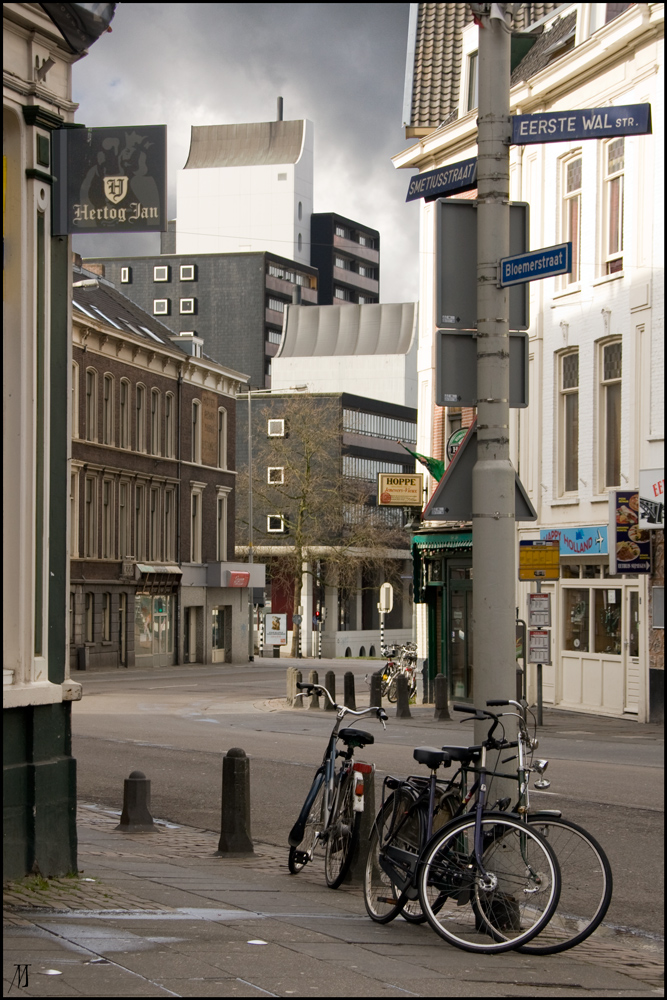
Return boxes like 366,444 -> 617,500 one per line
84,476 -> 97,557
267,297 -> 286,313
604,138 -> 624,274
102,593 -> 111,641
268,467 -> 284,484
336,225 -> 349,238
342,409 -> 417,444
342,456 -> 411,481
153,265 -> 169,282
594,588 -> 622,654
164,488 -> 176,561
267,418 -> 285,437
560,352 -> 579,494
601,340 -> 622,488
191,489 -> 202,562
335,256 -> 349,270
180,298 -> 195,314
563,156 -> 582,284
153,299 -> 169,315
217,408 -> 227,469
136,385 -> 146,452
180,264 -> 195,281
135,485 -> 146,560
85,368 -> 97,441
564,588 -> 590,651
151,389 -> 160,455
85,593 -> 93,642
119,481 -> 131,557
466,51 -> 478,112
102,374 -> 114,445
297,233 -> 302,252
120,379 -> 130,449
102,479 -> 114,559
165,392 -> 175,458
70,470 -> 79,557
277,172 -> 287,181
149,487 -> 160,561
267,514 -> 286,533
120,266 -> 131,283
334,287 -> 351,301
192,400 -> 201,463
267,329 -> 282,345
72,361 -> 79,438
216,490 -> 229,561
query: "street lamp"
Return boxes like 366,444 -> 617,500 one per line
241,383 -> 308,662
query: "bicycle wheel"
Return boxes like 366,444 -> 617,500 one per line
400,789 -> 458,924
517,816 -> 613,954
418,813 -> 560,953
324,771 -> 359,888
365,789 -> 421,923
288,772 -> 325,874
386,677 -> 398,703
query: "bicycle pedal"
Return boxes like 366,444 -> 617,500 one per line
292,851 -> 310,865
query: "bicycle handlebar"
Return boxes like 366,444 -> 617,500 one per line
295,682 -> 388,726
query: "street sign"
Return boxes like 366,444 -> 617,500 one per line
446,427 -> 468,461
406,157 -> 477,202
519,540 -> 560,581
528,593 -> 552,628
423,420 -> 537,522
436,199 -> 529,330
377,473 -> 424,506
511,104 -> 652,145
292,614 -> 302,625
500,243 -> 572,287
528,629 -> 551,664
436,330 -> 529,408
379,583 -> 394,614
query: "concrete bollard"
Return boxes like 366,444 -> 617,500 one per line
308,669 -> 320,709
115,770 -> 156,833
324,669 -> 336,710
370,670 -> 382,709
342,766 -> 376,886
395,673 -> 412,719
434,673 -> 451,721
293,669 -> 303,708
217,748 -> 253,854
286,666 -> 295,705
344,671 -> 356,710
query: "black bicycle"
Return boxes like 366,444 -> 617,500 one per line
364,707 -> 561,953
288,681 -> 387,888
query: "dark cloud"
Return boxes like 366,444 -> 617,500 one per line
72,2 -> 418,301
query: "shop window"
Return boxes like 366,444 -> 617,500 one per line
102,592 -> 111,641
85,592 -> 94,642
212,607 -> 226,650
564,588 -> 590,651
594,589 -> 622,654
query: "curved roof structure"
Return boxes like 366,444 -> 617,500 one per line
183,120 -> 305,169
278,303 -> 417,358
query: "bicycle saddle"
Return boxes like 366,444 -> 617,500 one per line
413,746 -> 452,769
440,745 -> 481,763
338,728 -> 374,748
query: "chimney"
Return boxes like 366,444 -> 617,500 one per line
85,262 -> 106,278
277,96 -> 283,121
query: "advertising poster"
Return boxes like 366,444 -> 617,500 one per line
264,613 -> 287,646
609,491 -> 651,574
377,473 -> 423,506
639,469 -> 664,529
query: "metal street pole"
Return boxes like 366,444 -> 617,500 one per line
473,6 -> 516,744
247,385 -> 254,662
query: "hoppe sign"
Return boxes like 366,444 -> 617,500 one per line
52,125 -> 167,234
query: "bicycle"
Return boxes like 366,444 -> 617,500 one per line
364,707 -> 561,953
288,681 -> 388,888
381,643 -> 418,703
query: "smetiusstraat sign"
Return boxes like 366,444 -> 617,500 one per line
52,125 -> 167,234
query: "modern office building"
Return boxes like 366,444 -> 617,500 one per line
310,212 -> 380,305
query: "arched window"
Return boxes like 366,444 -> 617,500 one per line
102,374 -> 114,445
136,384 -> 146,452
120,379 -> 130,449
217,407 -> 227,469
85,368 -> 97,441
165,392 -> 175,458
72,361 -> 79,438
192,400 -> 201,463
151,389 -> 161,455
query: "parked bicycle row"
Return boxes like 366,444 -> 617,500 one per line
287,682 -> 612,956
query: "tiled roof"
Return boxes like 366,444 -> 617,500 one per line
407,3 -> 564,131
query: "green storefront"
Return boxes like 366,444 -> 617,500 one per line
412,531 -> 474,700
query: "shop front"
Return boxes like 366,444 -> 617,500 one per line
134,565 -> 181,667
412,531 -> 473,700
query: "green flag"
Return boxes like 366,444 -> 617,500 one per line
399,442 -> 445,481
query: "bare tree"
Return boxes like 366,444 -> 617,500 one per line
236,394 -> 407,654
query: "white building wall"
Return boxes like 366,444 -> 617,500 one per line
271,347 -> 418,407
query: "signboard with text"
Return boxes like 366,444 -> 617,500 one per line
500,243 -> 572,286
609,491 -> 651,575
406,157 -> 477,202
512,104 -> 651,145
639,468 -> 664,529
377,473 -> 424,506
52,125 -> 167,234
519,540 -> 560,581
540,526 -> 608,556
264,613 -> 287,645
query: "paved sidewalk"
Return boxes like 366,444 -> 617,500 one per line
4,802 -> 664,999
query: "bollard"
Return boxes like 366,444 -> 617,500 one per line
115,770 -> 156,833
342,766 -> 376,886
344,671 -> 356,710
395,673 -> 412,719
434,673 -> 451,721
286,666 -> 295,705
421,659 -> 433,704
324,670 -> 336,710
217,748 -> 253,854
293,669 -> 303,708
369,670 -> 382,709
308,669 -> 320,709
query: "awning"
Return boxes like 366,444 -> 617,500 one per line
135,563 -> 182,594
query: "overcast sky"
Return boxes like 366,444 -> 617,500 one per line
71,2 -> 419,302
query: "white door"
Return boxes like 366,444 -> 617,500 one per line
624,589 -> 640,714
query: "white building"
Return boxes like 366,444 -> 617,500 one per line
394,3 -> 664,721
176,118 -> 314,269
272,302 -> 418,407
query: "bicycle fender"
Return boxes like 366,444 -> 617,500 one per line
288,769 -> 325,847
